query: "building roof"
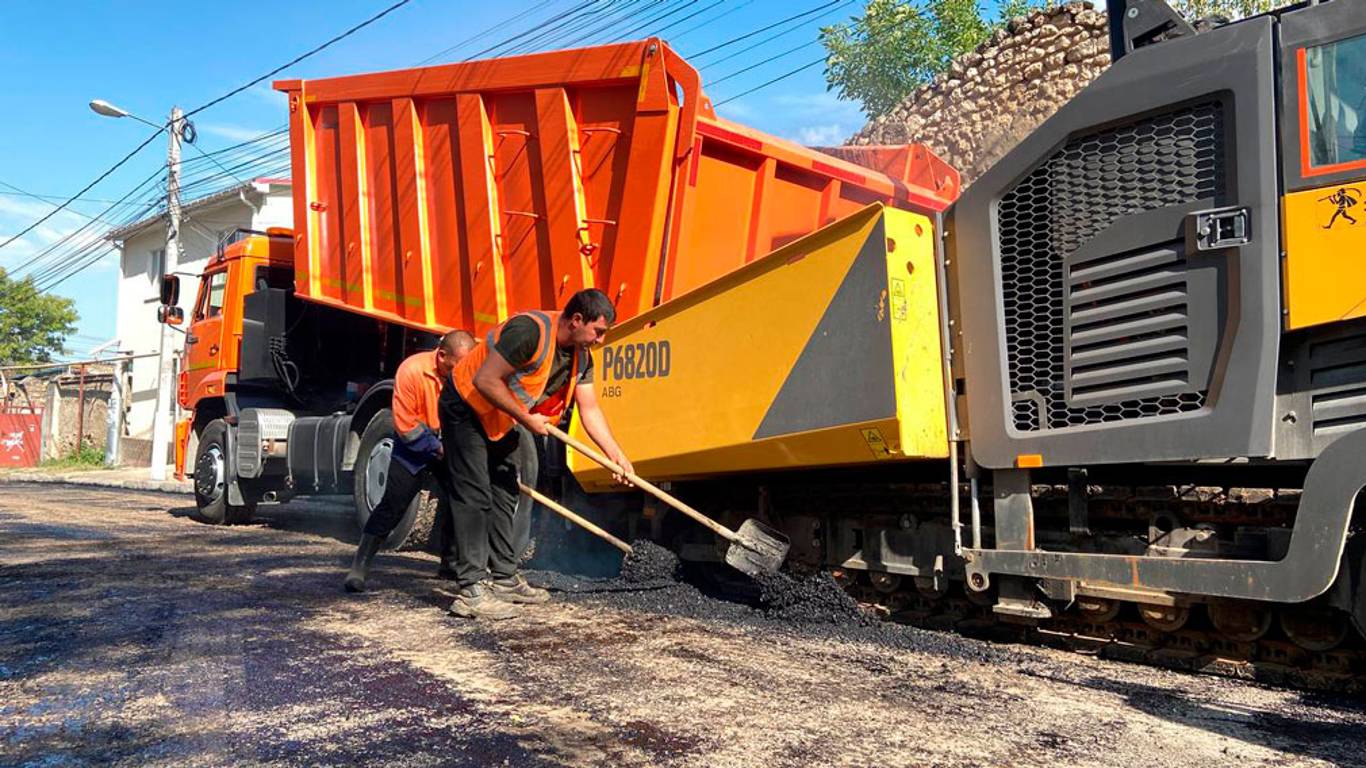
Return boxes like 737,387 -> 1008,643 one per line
104,177 -> 291,243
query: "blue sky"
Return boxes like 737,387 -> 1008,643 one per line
0,0 -> 1012,356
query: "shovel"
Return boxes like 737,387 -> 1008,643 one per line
517,480 -> 633,555
544,424 -> 789,577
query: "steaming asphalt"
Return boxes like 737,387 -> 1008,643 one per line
3,483 -> 1365,767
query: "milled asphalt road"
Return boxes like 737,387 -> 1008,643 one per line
3,482 -> 1366,767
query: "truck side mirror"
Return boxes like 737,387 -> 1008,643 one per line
158,304 -> 185,326
160,274 -> 181,306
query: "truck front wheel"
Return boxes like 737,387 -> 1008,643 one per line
353,409 -> 437,551
192,419 -> 256,525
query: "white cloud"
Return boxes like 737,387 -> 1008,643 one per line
793,124 -> 848,146
770,91 -> 864,124
247,84 -> 287,105
198,122 -> 277,142
714,100 -> 756,121
0,197 -> 107,269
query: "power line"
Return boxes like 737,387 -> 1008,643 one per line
415,0 -> 562,65
3,0 -> 408,258
0,130 -> 162,255
466,0 -> 604,59
501,0 -> 629,55
707,40 -> 818,87
606,0 -> 705,44
689,1 -> 841,59
553,0 -> 661,51
714,56 -> 827,106
698,0 -> 851,70
183,0 -> 415,120
0,181 -> 147,208
668,0 -> 755,42
12,166 -> 166,277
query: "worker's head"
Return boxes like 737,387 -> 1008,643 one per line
436,329 -> 476,375
560,289 -> 616,347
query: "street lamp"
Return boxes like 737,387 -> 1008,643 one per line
89,99 -> 131,119
92,97 -> 185,482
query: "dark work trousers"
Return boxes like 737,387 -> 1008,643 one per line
362,456 -> 452,552
439,383 -> 536,589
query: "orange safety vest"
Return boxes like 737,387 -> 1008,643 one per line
452,310 -> 583,441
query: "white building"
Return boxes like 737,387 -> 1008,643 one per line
108,178 -> 292,440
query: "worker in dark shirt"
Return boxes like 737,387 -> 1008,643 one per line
343,329 -> 474,592
441,288 -> 632,619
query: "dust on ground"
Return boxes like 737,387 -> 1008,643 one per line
2,483 -> 1364,767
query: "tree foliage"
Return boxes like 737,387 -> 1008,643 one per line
0,268 -> 78,365
1169,0 -> 1277,20
821,0 -> 1047,119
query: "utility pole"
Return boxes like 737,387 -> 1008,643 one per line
148,106 -> 182,481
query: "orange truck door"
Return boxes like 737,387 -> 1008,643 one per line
184,268 -> 230,401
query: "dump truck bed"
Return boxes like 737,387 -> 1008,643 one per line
274,39 -> 959,334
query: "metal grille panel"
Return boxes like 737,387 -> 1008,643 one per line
998,102 -> 1224,431
1310,331 -> 1366,441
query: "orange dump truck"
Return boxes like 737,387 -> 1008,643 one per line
161,38 -> 958,534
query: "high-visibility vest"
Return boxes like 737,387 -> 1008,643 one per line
451,310 -> 582,441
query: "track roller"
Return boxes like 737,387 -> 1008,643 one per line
1207,601 -> 1273,643
1278,605 -> 1350,652
869,571 -> 902,594
1139,603 -> 1190,633
1076,596 -> 1121,623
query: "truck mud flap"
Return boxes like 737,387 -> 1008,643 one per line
963,427 -> 1366,603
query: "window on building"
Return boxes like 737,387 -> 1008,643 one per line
196,271 -> 228,320
1304,33 -> 1366,168
148,248 -> 166,284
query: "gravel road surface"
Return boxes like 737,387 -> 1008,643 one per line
2,483 -> 1364,767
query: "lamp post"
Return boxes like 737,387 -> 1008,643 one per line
90,99 -> 185,480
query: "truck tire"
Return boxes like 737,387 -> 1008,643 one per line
192,419 -> 256,525
353,409 -> 436,551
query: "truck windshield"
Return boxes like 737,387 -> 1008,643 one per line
1304,33 -> 1366,168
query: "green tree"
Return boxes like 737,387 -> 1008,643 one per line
0,268 -> 77,365
821,0 -> 1047,119
1170,0 -> 1277,20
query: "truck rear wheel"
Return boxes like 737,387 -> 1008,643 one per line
192,419 -> 256,525
353,409 -> 435,551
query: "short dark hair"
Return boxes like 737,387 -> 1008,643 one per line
440,329 -> 475,353
563,288 -> 616,325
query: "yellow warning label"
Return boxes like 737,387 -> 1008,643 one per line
861,428 -> 895,459
890,278 -> 908,321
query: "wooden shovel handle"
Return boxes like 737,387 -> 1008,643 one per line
544,424 -> 739,544
517,481 -> 632,555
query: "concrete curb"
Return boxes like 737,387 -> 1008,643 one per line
0,471 -> 192,495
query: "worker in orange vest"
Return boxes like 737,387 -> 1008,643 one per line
441,288 -> 633,619
344,329 -> 475,592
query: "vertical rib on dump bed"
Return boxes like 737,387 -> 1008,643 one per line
275,39 -> 959,334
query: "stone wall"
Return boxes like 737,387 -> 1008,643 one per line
4,367 -> 117,460
846,2 -> 1110,188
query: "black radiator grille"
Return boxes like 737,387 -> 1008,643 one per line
997,102 -> 1224,431
1309,331 -> 1366,441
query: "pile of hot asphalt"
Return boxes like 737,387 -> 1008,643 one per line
528,539 -> 1014,661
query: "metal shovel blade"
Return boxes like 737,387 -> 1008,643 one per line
724,518 -> 790,577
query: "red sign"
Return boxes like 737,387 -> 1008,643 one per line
0,412 -> 42,467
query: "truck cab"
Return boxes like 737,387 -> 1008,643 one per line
161,230 -> 294,507
159,225 -> 434,534
177,229 -> 296,426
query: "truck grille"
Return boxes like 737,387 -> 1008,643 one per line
1309,330 -> 1366,442
997,102 -> 1224,431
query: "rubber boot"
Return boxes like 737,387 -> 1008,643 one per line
343,534 -> 385,593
